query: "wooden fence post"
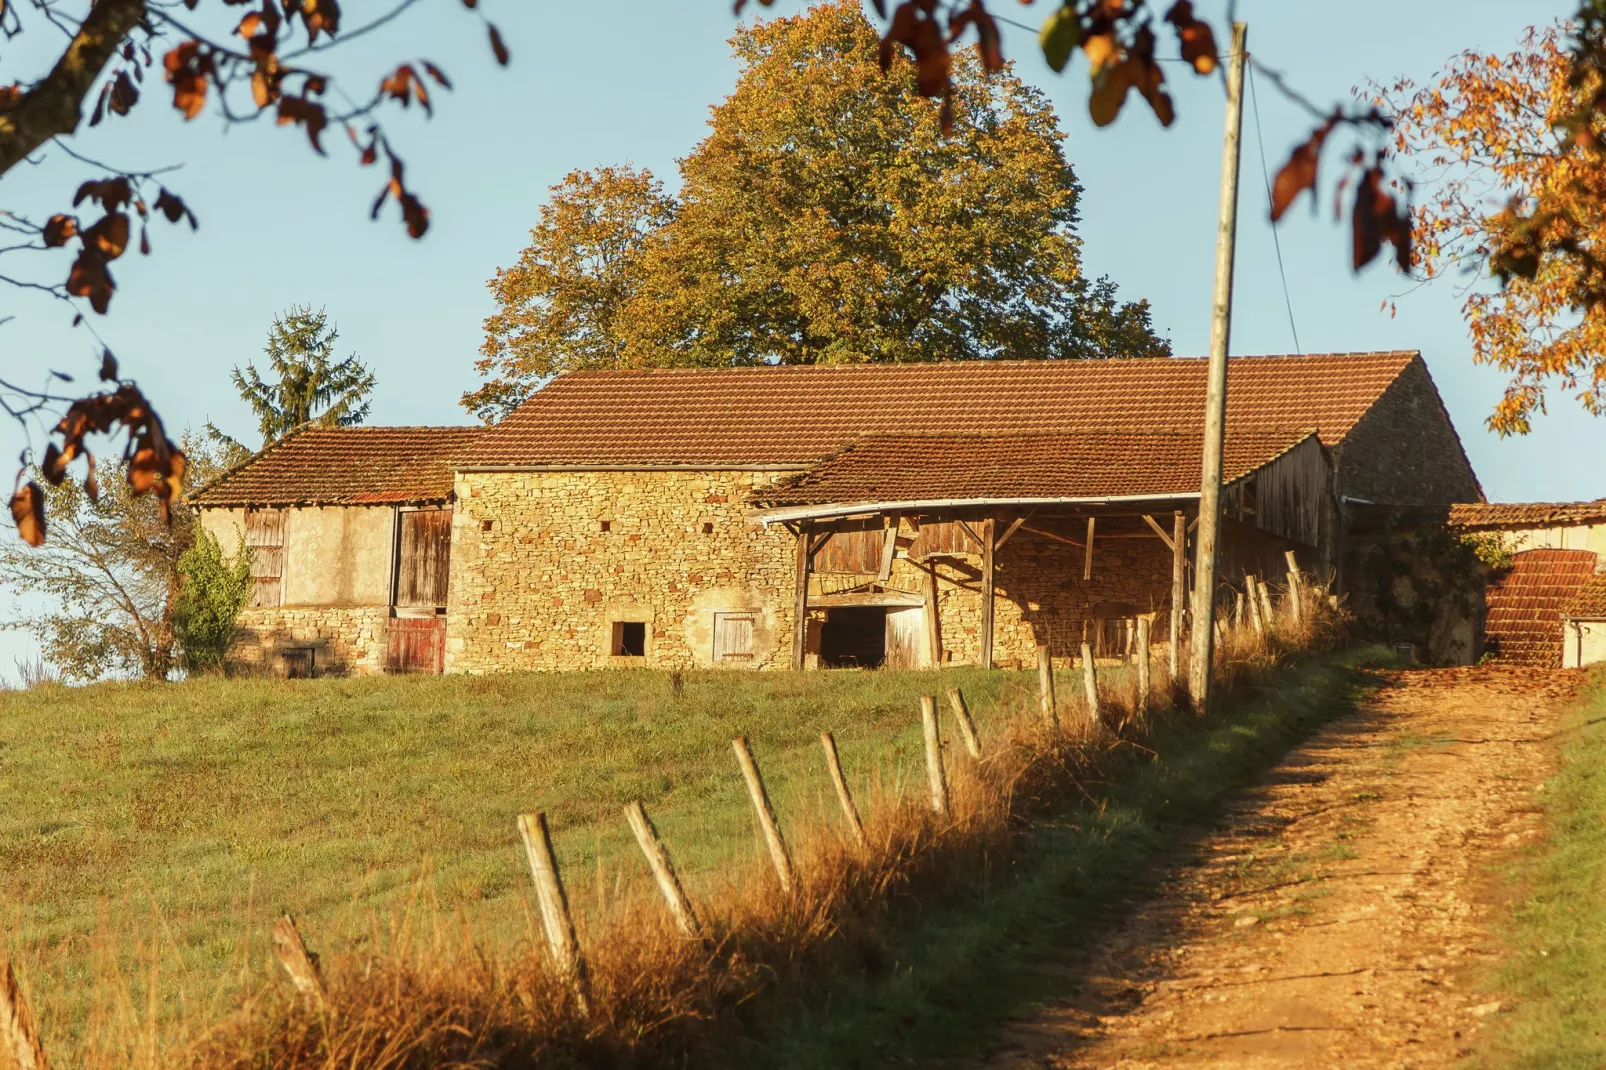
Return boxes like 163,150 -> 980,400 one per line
945,687 -> 983,760
1036,643 -> 1057,728
732,736 -> 796,891
1079,642 -> 1101,727
1258,578 -> 1277,629
920,696 -> 949,816
624,801 -> 702,938
0,961 -> 49,1070
271,915 -> 329,1011
1136,617 -> 1151,720
1246,575 -> 1265,635
1284,549 -> 1304,621
517,812 -> 591,1015
820,732 -> 867,848
1233,589 -> 1244,629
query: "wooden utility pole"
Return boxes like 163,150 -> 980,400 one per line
1187,21 -> 1248,713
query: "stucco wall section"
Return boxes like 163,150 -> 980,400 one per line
198,504 -> 395,606
229,605 -> 389,675
1504,522 -> 1606,556
1563,619 -> 1606,668
446,470 -> 798,672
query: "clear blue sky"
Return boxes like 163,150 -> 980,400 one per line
0,1 -> 1599,664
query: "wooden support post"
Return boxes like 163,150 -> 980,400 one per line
732,736 -> 795,891
1079,642 -> 1101,727
517,812 -> 591,1015
1036,643 -> 1057,728
1170,510 -> 1186,679
0,961 -> 50,1070
792,523 -> 812,671
979,517 -> 996,669
1258,578 -> 1276,629
820,732 -> 867,848
1082,516 -> 1096,580
920,696 -> 949,816
624,801 -> 702,938
1246,575 -> 1265,634
924,561 -> 942,667
1136,617 -> 1152,720
1234,589 -> 1244,629
877,513 -> 899,582
271,915 -> 329,1011
1284,549 -> 1304,621
946,687 -> 983,759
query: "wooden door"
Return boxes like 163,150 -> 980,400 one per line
396,510 -> 452,609
387,617 -> 445,674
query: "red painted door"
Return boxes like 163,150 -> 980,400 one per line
386,617 -> 445,674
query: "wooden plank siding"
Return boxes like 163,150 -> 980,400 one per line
1224,436 -> 1328,548
244,507 -> 286,608
387,617 -> 446,673
396,510 -> 452,608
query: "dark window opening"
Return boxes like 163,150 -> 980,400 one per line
820,607 -> 887,669
600,520 -> 612,532
282,648 -> 315,679
702,522 -> 714,535
481,519 -> 493,532
611,620 -> 646,657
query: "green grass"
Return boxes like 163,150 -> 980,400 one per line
737,648 -> 1390,1068
1479,668 -> 1606,1069
0,665 -> 1067,1041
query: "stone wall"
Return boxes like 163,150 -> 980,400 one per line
1337,358 -> 1483,508
199,503 -> 397,606
446,470 -> 798,672
229,605 -> 390,676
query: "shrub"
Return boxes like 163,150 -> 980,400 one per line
172,528 -> 252,674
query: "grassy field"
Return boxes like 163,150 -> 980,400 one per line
0,665 -> 1060,1045
1480,667 -> 1606,1069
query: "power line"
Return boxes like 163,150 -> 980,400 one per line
1247,61 -> 1302,356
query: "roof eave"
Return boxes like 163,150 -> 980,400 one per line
750,491 -> 1203,526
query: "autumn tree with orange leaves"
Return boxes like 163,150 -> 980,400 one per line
0,0 -> 509,547
1379,24 -> 1606,435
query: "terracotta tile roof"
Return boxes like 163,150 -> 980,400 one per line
1563,574 -> 1606,621
1449,500 -> 1606,529
464,351 -> 1421,467
190,426 -> 482,507
750,430 -> 1317,508
1484,549 -> 1600,666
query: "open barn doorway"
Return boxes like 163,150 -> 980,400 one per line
820,607 -> 887,668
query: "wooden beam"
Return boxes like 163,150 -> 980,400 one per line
1082,517 -> 1096,581
792,523 -> 812,671
923,561 -> 942,667
1141,513 -> 1175,551
1019,523 -> 1084,550
979,517 -> 996,670
1169,510 -> 1186,678
877,513 -> 900,581
955,518 -> 985,551
994,515 -> 1029,551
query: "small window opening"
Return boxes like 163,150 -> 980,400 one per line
611,620 -> 646,657
282,648 -> 315,679
600,520 -> 612,532
702,522 -> 714,535
481,519 -> 493,532
713,612 -> 755,661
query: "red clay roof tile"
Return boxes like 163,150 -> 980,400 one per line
1449,501 -> 1606,528
1485,549 -> 1600,666
1563,574 -> 1606,621
190,425 -> 481,507
464,352 -> 1421,467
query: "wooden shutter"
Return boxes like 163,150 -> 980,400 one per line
244,508 -> 285,608
814,519 -> 884,574
713,613 -> 755,661
396,510 -> 452,608
386,617 -> 446,673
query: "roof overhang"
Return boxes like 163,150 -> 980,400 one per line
752,491 -> 1201,527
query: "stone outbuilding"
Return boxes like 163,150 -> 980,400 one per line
192,350 -> 1482,677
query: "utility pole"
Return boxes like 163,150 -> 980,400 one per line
1187,21 -> 1248,713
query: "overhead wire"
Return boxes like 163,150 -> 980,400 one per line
1247,61 -> 1302,356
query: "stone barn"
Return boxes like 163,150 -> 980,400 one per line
192,350 -> 1481,676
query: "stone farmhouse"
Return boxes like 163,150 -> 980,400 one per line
192,350 -> 1481,677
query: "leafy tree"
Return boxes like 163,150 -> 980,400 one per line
172,527 -> 253,675
215,306 -> 376,452
0,433 -> 235,681
466,1 -> 1168,420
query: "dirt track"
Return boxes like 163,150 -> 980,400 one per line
977,666 -> 1577,1069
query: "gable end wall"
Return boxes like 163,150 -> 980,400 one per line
1335,358 -> 1482,508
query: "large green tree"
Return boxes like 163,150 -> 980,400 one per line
465,1 -> 1166,422
213,306 -> 377,456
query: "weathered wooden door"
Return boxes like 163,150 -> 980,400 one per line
395,510 -> 452,609
387,617 -> 445,674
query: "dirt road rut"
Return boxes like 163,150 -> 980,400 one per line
980,666 -> 1576,1069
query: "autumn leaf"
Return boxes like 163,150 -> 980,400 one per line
489,24 -> 510,66
73,178 -> 131,212
99,350 -> 118,382
1089,59 -> 1133,127
109,70 -> 139,116
84,212 -> 130,260
1038,6 -> 1081,74
10,482 -> 45,547
153,188 -> 198,229
66,250 -> 115,314
163,41 -> 212,120
300,0 -> 341,43
1164,1 -> 1218,76
41,214 -> 77,247
1271,117 -> 1337,221
276,95 -> 328,154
